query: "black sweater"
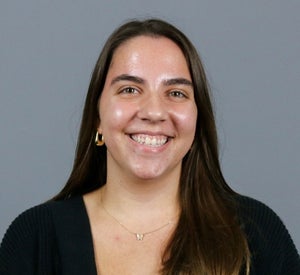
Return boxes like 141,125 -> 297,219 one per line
0,196 -> 299,274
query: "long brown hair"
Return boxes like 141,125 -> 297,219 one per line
52,19 -> 250,274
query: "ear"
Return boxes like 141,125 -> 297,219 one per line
97,99 -> 102,133
97,128 -> 101,135
97,123 -> 102,134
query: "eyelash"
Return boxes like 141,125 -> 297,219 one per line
119,87 -> 139,94
169,90 -> 187,98
118,86 -> 188,99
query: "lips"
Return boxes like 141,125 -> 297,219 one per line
130,134 -> 169,147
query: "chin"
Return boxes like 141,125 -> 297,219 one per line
131,168 -> 164,181
134,173 -> 162,181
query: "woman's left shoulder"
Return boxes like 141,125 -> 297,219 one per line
235,194 -> 300,274
236,195 -> 283,223
235,194 -> 293,241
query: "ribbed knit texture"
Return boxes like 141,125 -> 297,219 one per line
0,196 -> 299,274
0,204 -> 58,274
238,196 -> 300,274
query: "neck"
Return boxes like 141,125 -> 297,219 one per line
95,174 -> 179,230
103,180 -> 178,215
101,160 -> 181,212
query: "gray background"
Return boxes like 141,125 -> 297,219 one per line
1,0 -> 299,252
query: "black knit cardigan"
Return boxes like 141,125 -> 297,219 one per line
0,196 -> 299,274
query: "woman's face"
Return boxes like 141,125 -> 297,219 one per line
98,35 -> 197,182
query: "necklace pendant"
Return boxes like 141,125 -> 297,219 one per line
136,233 -> 144,241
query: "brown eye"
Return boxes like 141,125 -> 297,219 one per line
120,87 -> 138,94
169,90 -> 186,98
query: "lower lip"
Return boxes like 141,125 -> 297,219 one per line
128,135 -> 169,153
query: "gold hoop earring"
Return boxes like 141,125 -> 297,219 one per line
95,132 -> 105,146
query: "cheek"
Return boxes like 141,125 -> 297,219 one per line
174,105 -> 198,134
100,101 -> 133,130
113,107 -> 125,121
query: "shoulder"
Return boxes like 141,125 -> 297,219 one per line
0,196 -> 85,274
1,202 -> 54,246
236,195 -> 283,228
236,195 -> 296,245
236,195 -> 287,250
236,195 -> 295,247
0,202 -> 54,273
1,196 -> 83,238
236,195 -> 300,274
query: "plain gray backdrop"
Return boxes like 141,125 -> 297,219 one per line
1,1 -> 299,252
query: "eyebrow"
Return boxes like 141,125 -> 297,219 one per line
111,74 -> 193,87
111,74 -> 144,85
163,78 -> 193,87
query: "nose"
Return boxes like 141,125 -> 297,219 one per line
137,93 -> 167,122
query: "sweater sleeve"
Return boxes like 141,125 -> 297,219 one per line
0,204 -> 58,275
238,196 -> 300,274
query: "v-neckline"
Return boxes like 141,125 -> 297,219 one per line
77,196 -> 98,274
51,196 -> 98,274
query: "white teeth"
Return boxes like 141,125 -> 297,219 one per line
131,134 -> 168,147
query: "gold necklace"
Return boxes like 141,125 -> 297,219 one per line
101,201 -> 173,241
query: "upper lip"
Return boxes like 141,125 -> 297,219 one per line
127,130 -> 173,138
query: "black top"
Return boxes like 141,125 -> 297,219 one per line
0,195 -> 299,274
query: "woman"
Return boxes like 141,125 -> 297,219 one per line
0,18 -> 299,274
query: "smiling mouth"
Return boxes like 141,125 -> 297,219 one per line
130,134 -> 169,147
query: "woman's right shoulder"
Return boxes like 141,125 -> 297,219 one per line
0,202 -> 54,274
0,196 -> 84,274
2,196 -> 84,239
2,202 -> 53,241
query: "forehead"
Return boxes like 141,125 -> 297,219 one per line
108,35 -> 190,78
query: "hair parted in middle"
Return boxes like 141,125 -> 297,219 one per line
53,18 -> 250,274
